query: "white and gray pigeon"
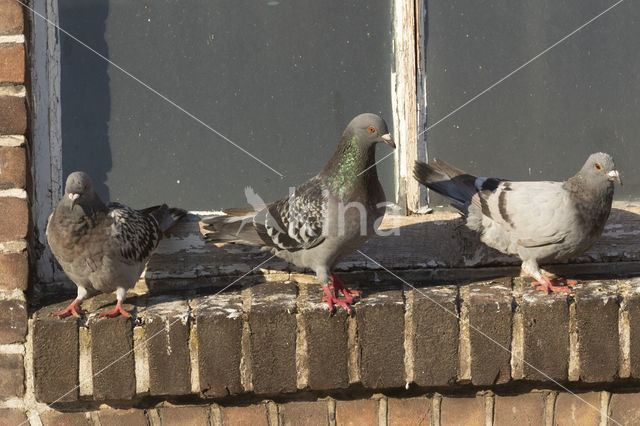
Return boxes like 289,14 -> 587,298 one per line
47,171 -> 186,318
414,153 -> 621,293
203,113 -> 395,312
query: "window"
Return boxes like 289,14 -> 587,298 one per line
31,0 -> 426,283
424,1 -> 639,203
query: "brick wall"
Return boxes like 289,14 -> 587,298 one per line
23,278 -> 640,424
4,390 -> 640,425
34,279 -> 640,402
0,0 -> 29,421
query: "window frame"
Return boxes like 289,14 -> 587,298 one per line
29,0 -> 427,283
31,0 -> 64,283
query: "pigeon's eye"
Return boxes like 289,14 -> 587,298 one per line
367,126 -> 376,134
594,163 -> 603,171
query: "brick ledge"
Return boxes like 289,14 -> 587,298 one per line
29,276 -> 640,407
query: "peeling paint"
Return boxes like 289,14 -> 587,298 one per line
153,233 -> 209,255
164,320 -> 172,357
219,263 -> 252,274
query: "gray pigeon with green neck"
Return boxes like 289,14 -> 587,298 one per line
203,113 -> 395,312
46,172 -> 186,318
414,153 -> 621,293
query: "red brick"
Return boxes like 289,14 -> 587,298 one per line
33,309 -> 79,403
98,408 -> 148,426
145,309 -> 191,396
0,408 -> 27,426
221,404 -> 269,426
520,283 -> 569,381
412,287 -> 458,387
494,394 -> 544,425
440,396 -> 484,426
628,293 -> 640,379
0,146 -> 26,189
554,392 -> 601,426
608,393 -> 640,425
0,299 -> 27,344
249,282 -> 297,394
575,285 -> 619,383
0,45 -> 24,83
468,280 -> 512,386
388,397 -> 430,426
157,406 -> 210,426
279,401 -> 328,426
41,412 -> 91,426
0,96 -> 26,135
196,292 -> 243,398
335,399 -> 379,426
0,251 -> 28,290
0,353 -> 23,398
89,314 -> 135,400
0,0 -> 23,35
304,285 -> 349,390
357,285 -> 405,389
0,197 -> 28,242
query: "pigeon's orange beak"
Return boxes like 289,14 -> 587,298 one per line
608,170 -> 622,185
381,133 -> 395,149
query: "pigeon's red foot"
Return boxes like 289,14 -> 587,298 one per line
531,276 -> 574,294
322,284 -> 355,314
330,274 -> 361,303
98,300 -> 131,318
51,299 -> 85,318
553,277 -> 578,286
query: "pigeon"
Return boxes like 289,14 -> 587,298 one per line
203,113 -> 395,312
413,153 -> 621,293
46,171 -> 186,318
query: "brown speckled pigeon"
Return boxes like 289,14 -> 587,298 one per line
414,153 -> 621,293
47,171 -> 186,318
203,113 -> 395,312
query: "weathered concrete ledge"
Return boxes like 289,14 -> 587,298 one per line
147,203 -> 640,292
31,203 -> 640,304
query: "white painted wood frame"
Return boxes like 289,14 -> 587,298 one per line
392,0 -> 428,214
30,0 -> 64,283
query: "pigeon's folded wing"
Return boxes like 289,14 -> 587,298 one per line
253,177 -> 328,252
475,181 -> 573,248
107,202 -> 163,263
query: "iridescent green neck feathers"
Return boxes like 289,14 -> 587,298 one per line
324,135 -> 375,199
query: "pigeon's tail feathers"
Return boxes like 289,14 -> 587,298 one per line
413,160 -> 473,206
202,214 -> 264,246
432,158 -> 469,178
222,206 -> 263,216
413,159 -> 448,184
142,204 -> 187,233
165,207 -> 188,230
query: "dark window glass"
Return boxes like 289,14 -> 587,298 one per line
60,0 -> 395,210
425,1 -> 638,201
